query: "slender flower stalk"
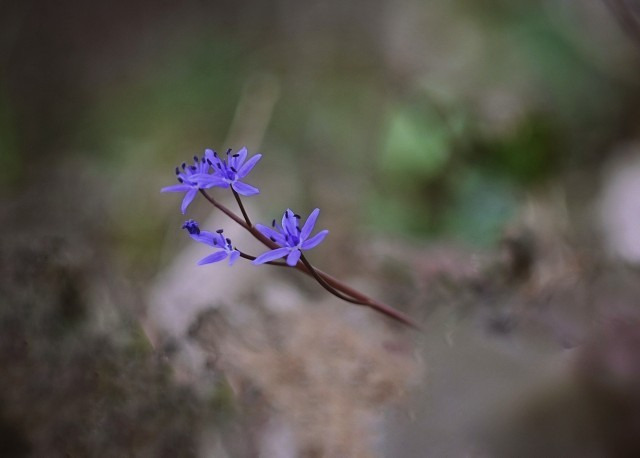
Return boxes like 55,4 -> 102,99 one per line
232,190 -> 252,227
198,190 -> 421,330
163,149 -> 421,330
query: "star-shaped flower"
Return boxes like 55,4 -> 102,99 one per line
253,208 -> 329,266
202,147 -> 261,196
161,155 -> 213,214
182,220 -> 240,266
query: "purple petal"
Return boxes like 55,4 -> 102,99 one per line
301,230 -> 328,250
207,154 -> 224,172
236,154 -> 262,178
181,188 -> 198,214
282,209 -> 297,236
255,224 -> 287,245
161,184 -> 191,193
252,247 -> 290,265
231,147 -> 248,170
197,251 -> 228,265
196,175 -> 227,189
204,149 -> 215,162
300,208 -> 320,241
232,181 -> 259,196
228,250 -> 241,266
190,231 -> 216,246
286,249 -> 301,266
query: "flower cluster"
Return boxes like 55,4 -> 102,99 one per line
161,147 -> 261,214
162,146 -> 419,329
163,147 -> 327,267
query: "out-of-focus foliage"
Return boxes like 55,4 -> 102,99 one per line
3,1 -> 639,254
2,0 -> 640,455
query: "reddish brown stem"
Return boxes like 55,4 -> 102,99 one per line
199,189 -> 422,330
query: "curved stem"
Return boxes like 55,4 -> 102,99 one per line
232,189 -> 252,227
199,189 -> 248,229
199,189 -> 421,330
299,253 -> 365,305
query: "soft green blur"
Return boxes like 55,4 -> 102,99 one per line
3,0 -> 638,271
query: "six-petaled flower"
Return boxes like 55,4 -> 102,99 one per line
161,155 -> 213,214
202,147 -> 261,196
182,220 -> 240,266
253,208 -> 329,266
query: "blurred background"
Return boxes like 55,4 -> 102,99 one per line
2,0 -> 640,456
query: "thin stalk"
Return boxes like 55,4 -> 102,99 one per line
232,189 -> 252,227
200,189 -> 421,330
299,253 -> 367,305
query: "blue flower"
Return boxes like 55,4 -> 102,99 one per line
253,208 -> 329,266
202,147 -> 261,196
182,220 -> 240,266
161,155 -> 214,214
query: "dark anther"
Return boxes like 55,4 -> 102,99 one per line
177,177 -> 184,183
294,214 -> 301,219
217,164 -> 222,169
232,153 -> 240,157
226,238 -> 231,244
230,166 -> 237,173
270,236 -> 276,242
216,229 -> 224,234
272,219 -> 276,227
213,239 -> 218,245
206,158 -> 212,165
213,151 -> 218,157
181,162 -> 187,169
193,155 -> 199,162
226,148 -> 232,155
190,166 -> 197,171
201,156 -> 206,163
175,167 -> 180,175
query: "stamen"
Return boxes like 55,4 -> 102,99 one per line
216,229 -> 224,233
232,153 -> 240,157
225,148 -> 232,155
